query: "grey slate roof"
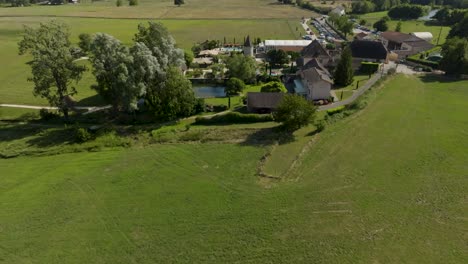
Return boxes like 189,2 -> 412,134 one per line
247,92 -> 284,109
301,40 -> 331,58
302,58 -> 330,75
302,67 -> 333,84
350,40 -> 388,60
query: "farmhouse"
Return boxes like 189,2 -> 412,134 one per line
247,92 -> 284,113
380,31 -> 433,57
259,40 -> 313,53
296,67 -> 333,101
349,40 -> 389,70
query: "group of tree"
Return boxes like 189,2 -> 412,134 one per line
266,49 -> 290,68
432,7 -> 468,26
439,11 -> 468,75
191,40 -> 219,56
116,0 -> 138,6
352,1 -> 376,14
19,21 -> 200,121
328,14 -> 354,38
225,54 -> 257,83
387,4 -> 428,20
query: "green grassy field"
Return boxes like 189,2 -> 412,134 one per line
0,16 -> 303,106
0,0 -> 316,19
359,11 -> 450,45
1,75 -> 467,262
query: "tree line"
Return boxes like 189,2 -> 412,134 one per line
439,11 -> 468,75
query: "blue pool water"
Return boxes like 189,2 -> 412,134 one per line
193,86 -> 226,98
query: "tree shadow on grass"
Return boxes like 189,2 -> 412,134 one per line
419,74 -> 464,83
0,123 -> 49,143
239,126 -> 295,147
25,127 -> 75,148
76,94 -> 106,107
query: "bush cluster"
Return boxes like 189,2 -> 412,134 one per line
74,127 -> 93,143
194,112 -> 273,125
326,106 -> 345,116
406,57 -> 439,69
296,0 -> 332,14
360,62 -> 380,75
39,109 -> 60,121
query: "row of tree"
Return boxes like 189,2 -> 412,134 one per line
19,21 -> 200,121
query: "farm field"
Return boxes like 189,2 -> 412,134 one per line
1,75 -> 467,262
0,16 -> 303,106
0,0 -> 316,19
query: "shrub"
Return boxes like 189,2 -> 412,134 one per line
260,81 -> 287,93
128,0 -> 138,6
178,131 -> 204,141
194,112 -> 273,125
193,98 -> 205,114
387,68 -> 397,75
360,62 -> 380,75
151,130 -> 176,143
315,120 -> 326,132
326,106 -> 345,116
116,0 -> 123,6
213,105 -> 228,112
39,109 -> 59,121
74,128 -> 93,143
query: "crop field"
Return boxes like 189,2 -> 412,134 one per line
0,0 -> 316,19
1,75 -> 467,262
0,16 -> 303,106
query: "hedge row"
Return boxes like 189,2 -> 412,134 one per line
194,112 -> 273,125
296,0 -> 332,14
406,57 -> 439,69
326,106 -> 345,116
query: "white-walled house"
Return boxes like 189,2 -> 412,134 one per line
295,67 -> 332,101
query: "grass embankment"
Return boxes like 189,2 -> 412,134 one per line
0,16 -> 302,106
1,75 -> 467,262
333,74 -> 370,101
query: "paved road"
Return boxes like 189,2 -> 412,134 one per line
0,104 -> 111,115
318,73 -> 382,111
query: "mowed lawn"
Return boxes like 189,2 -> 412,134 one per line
0,17 -> 303,106
359,11 -> 450,45
1,75 -> 467,263
0,0 -> 316,19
